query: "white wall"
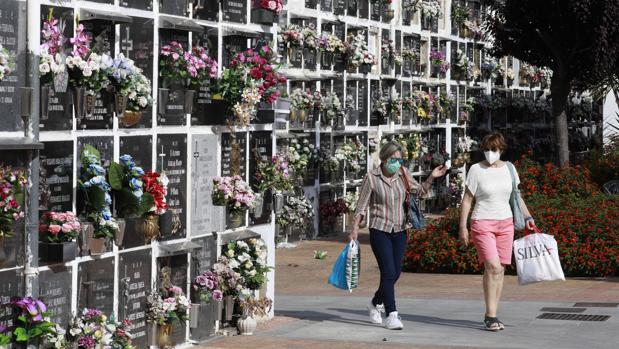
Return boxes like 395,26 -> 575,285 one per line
603,90 -> 619,144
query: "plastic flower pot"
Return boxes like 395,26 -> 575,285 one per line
39,241 -> 77,264
251,8 -> 276,25
119,110 -> 144,127
40,85 -> 50,119
72,86 -> 86,119
184,89 -> 196,114
322,52 -> 334,67
227,209 -> 245,229
115,218 -> 126,247
360,64 -> 371,74
383,8 -> 395,21
158,88 -> 169,115
114,93 -> 129,118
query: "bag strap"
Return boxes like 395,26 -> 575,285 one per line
400,167 -> 412,193
505,161 -> 518,194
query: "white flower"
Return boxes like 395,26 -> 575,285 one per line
39,63 -> 50,74
82,66 -> 93,77
226,249 -> 235,257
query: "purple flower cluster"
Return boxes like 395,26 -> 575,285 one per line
193,271 -> 224,302
160,41 -> 218,88
41,15 -> 65,56
69,24 -> 91,59
78,335 -> 96,349
10,297 -> 47,322
83,308 -> 103,320
212,176 -> 256,212
430,49 -> 450,73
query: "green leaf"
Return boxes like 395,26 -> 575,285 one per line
88,186 -> 107,209
82,144 -> 101,164
14,327 -> 29,341
108,162 -> 124,191
138,193 -> 154,216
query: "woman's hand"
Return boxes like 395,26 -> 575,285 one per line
431,165 -> 448,179
349,226 -> 359,242
459,226 -> 469,247
526,217 -> 537,231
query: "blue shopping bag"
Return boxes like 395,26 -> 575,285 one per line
328,241 -> 360,291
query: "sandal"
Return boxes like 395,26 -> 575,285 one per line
484,316 -> 501,332
496,319 -> 505,330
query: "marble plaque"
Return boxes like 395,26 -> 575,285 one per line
119,250 -> 152,348
157,134 -> 187,240
160,0 -> 187,16
120,136 -> 153,172
191,135 -> 225,236
78,258 -> 115,314
222,0 -> 247,23
0,0 -> 26,132
39,141 -> 73,213
121,0 -> 153,10
39,268 -> 73,328
0,269 -> 22,330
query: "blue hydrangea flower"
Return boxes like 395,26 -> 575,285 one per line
88,164 -> 105,176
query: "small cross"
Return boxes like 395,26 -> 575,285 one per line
159,145 -> 166,170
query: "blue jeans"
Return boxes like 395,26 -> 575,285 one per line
370,228 -> 407,315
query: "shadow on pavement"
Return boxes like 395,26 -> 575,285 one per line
274,309 -> 381,328
331,308 -> 483,330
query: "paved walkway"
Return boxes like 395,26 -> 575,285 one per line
200,232 -> 619,349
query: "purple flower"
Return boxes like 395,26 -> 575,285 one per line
78,336 -> 96,349
11,297 -> 47,322
212,290 -> 223,302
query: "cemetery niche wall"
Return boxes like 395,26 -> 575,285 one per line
0,0 -> 578,346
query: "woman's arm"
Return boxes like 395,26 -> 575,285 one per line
518,196 -> 537,230
459,188 -> 474,246
350,174 -> 372,240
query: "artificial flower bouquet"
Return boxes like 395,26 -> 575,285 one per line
66,24 -> 113,94
9,297 -> 56,345
79,145 -> 118,240
429,48 -> 450,75
108,54 -> 153,113
320,92 -> 343,125
344,32 -> 377,70
159,41 -> 218,89
39,11 -> 67,87
108,155 -> 149,218
278,25 -> 303,48
254,153 -> 294,194
258,0 -> 283,14
334,138 -> 367,172
290,88 -> 313,111
67,308 -> 114,349
193,270 -> 224,304
142,171 -> 170,216
275,195 -> 314,228
39,211 -> 81,243
146,285 -> 191,327
212,176 -> 256,213
0,166 -> 27,238
224,238 -> 270,290
318,34 -> 345,54
0,43 -> 13,82
212,256 -> 247,298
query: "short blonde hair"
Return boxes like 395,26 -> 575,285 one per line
379,142 -> 402,162
481,132 -> 507,152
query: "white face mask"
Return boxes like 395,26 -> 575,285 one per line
484,150 -> 501,165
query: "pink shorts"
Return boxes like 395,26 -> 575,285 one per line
471,218 -> 514,265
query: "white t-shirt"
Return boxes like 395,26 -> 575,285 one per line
465,162 -> 519,220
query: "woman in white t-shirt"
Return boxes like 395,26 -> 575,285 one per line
459,132 -> 537,331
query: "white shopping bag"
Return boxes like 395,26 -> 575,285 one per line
513,233 -> 565,285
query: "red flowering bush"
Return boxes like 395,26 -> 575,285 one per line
404,154 -> 619,277
320,198 -> 348,219
585,136 -> 619,188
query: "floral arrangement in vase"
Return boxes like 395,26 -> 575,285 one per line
481,56 -> 499,80
142,171 -> 169,216
0,43 -> 13,81
464,20 -> 485,41
421,0 -> 443,18
459,97 -> 475,123
239,296 -> 272,317
211,256 -> 247,298
318,34 -> 345,54
159,41 -> 218,89
319,148 -> 340,175
344,32 -> 377,70
67,309 -> 115,349
375,96 -> 402,122
193,270 -> 224,303
429,48 -> 449,75
456,136 -> 477,154
320,92 -> 343,125
519,62 -> 536,86
66,24 -> 113,94
276,195 -> 314,228
0,166 -> 27,238
451,2 -> 470,26
212,176 -> 256,213
39,211 -> 81,243
412,90 -> 436,121
108,54 -> 153,117
402,0 -> 422,11
108,154 -> 147,218
302,24 -> 319,51
9,297 -> 56,345
224,238 -> 270,290
381,40 -> 397,64
335,138 -> 367,172
254,154 -> 293,194
146,285 -> 191,326
290,88 -> 313,111
278,25 -> 303,48
533,66 -> 553,89
401,48 -> 417,64
79,145 -> 118,240
286,138 -> 319,179
39,10 -> 67,88
343,191 -> 359,214
319,198 -> 348,220
454,49 -> 472,81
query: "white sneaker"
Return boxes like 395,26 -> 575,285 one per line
367,300 -> 383,324
384,311 -> 404,330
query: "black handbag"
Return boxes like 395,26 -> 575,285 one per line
401,168 -> 426,229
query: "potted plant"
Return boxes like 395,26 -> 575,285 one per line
320,92 -> 343,127
159,42 -> 218,116
66,24 -> 113,120
252,0 -> 283,25
8,297 -> 56,348
146,285 -> 190,348
78,145 -> 119,255
278,25 -> 303,60
108,54 -> 153,127
420,0 -> 442,31
344,31 -> 376,74
237,297 -> 273,335
212,176 -> 256,229
318,34 -> 344,68
211,256 -> 246,322
39,211 -> 80,263
39,11 -> 69,118
429,48 -> 449,78
0,166 -> 26,257
275,195 -> 314,237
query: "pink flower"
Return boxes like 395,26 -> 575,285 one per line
61,223 -> 73,233
48,224 -> 62,235
172,53 -> 180,61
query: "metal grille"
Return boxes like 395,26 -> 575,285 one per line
540,307 -> 586,313
537,313 -> 611,322
573,302 -> 619,308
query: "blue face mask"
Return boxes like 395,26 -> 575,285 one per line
384,158 -> 403,174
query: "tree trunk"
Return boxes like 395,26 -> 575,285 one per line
551,72 -> 570,165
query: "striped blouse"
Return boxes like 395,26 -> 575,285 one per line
354,167 -> 433,233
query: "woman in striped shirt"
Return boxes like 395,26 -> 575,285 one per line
350,142 -> 447,330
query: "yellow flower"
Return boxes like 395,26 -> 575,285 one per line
417,107 -> 426,118
94,330 -> 102,339
101,315 -> 107,322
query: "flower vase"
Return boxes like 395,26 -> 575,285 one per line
142,214 -> 160,243
53,68 -> 68,93
251,8 -> 276,25
115,218 -> 126,247
288,46 -> 299,61
158,88 -> 169,115
80,222 -> 107,256
39,241 -> 78,264
184,89 -> 196,114
322,52 -> 334,67
40,85 -> 50,119
273,193 -> 284,213
223,296 -> 235,322
383,7 -> 395,21
84,92 -> 96,117
304,48 -> 316,67
72,86 -> 86,119
237,315 -> 257,335
119,110 -> 143,127
114,93 -> 129,118
157,324 -> 174,348
227,210 -> 245,229
360,64 -> 371,74
275,97 -> 292,110
252,192 -> 264,218
289,109 -> 298,125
